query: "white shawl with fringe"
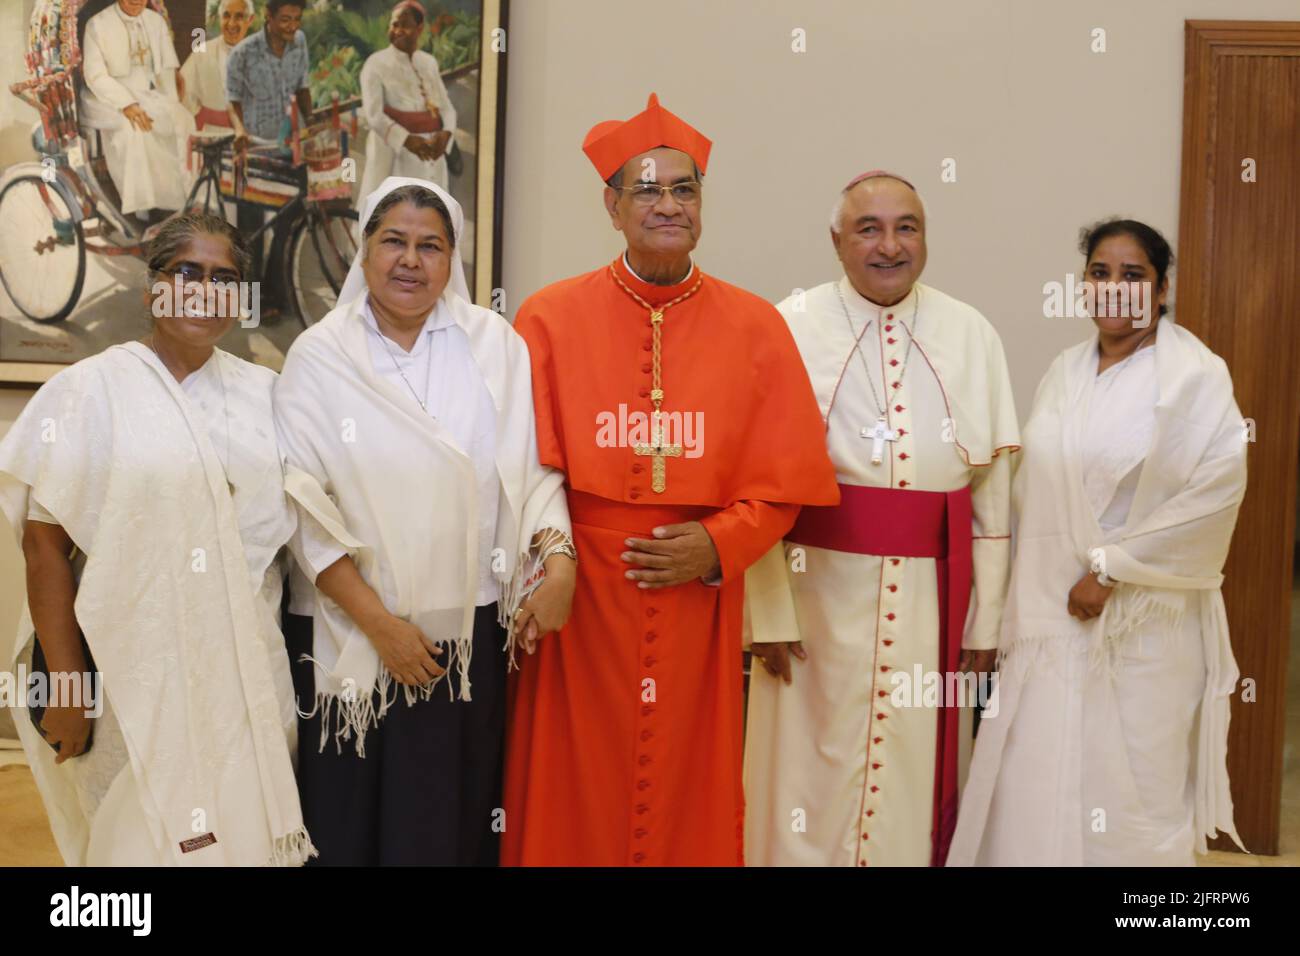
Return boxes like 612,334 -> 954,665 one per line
996,321 -> 1247,852
0,344 -> 310,866
273,291 -> 569,756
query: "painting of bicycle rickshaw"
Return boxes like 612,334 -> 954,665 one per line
0,0 -> 507,385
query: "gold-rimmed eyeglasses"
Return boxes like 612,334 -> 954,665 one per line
613,181 -> 703,206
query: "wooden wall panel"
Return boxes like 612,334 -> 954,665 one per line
1177,20 -> 1300,855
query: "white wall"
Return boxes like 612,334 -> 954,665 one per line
501,0 -> 1298,410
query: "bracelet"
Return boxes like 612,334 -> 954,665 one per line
1095,570 -> 1116,588
535,528 -> 577,566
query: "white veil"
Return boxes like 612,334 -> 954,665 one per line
338,176 -> 472,307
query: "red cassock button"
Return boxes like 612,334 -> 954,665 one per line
858,861 -> 867,867
641,705 -> 654,716
638,388 -> 649,398
645,631 -> 657,642
887,337 -> 896,344
870,786 -> 880,793
894,405 -> 904,412
641,363 -> 652,373
646,607 -> 658,618
872,762 -> 882,770
643,656 -> 656,667
877,713 -> 888,720
866,810 -> 875,817
637,779 -> 650,791
890,558 -> 900,566
897,428 -> 906,436
629,490 -> 641,499
634,828 -> 648,839
899,452 -> 909,460
892,382 -> 901,389
887,584 -> 898,592
883,639 -> 894,646
632,463 -> 643,474
640,730 -> 653,742
898,480 -> 909,488
877,690 -> 887,698
642,342 -> 652,352
885,325 -> 893,332
889,359 -> 899,367
886,613 -> 896,621
880,666 -> 890,673
874,736 -> 884,744
861,833 -> 868,841
886,313 -> 894,320
633,852 -> 646,863
638,754 -> 651,766
636,804 -> 649,814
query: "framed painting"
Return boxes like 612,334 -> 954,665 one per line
0,0 -> 508,386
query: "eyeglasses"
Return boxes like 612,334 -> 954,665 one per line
162,263 -> 242,286
613,181 -> 703,206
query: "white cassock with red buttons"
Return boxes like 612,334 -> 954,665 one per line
743,278 -> 1019,866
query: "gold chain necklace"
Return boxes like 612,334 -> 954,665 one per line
609,263 -> 704,493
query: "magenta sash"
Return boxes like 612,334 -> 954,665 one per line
787,482 -> 973,867
383,105 -> 442,135
195,105 -> 231,130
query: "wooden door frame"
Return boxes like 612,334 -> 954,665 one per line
1177,19 -> 1300,854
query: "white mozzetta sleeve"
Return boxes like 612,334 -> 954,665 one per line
965,447 -> 1015,650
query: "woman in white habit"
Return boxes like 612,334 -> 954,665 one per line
949,219 -> 1248,866
274,177 -> 574,865
0,211 -> 310,865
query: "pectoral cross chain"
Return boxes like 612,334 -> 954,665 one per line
609,266 -> 705,494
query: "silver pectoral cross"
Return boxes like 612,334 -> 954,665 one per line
859,417 -> 898,465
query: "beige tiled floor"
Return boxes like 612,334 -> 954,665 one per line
3,596 -> 1298,867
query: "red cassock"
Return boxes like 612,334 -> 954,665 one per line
502,256 -> 839,865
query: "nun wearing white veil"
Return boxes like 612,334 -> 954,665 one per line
273,177 -> 575,865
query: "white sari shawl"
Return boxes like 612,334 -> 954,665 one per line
0,344 -> 310,866
273,292 -> 569,756
1001,320 -> 1247,851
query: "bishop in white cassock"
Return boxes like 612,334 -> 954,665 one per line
79,0 -> 194,215
178,0 -> 252,136
358,2 -> 458,198
744,172 -> 1020,867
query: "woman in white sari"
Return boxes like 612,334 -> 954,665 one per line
275,177 -> 574,865
948,219 -> 1248,866
0,211 -> 310,865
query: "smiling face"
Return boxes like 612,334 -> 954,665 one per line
832,177 -> 927,307
1084,233 -> 1167,334
267,3 -> 303,44
388,8 -> 424,54
604,147 -> 702,263
220,0 -> 252,47
118,0 -> 149,17
150,232 -> 242,349
361,201 -> 452,323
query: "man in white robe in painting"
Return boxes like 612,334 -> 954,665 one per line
358,1 -> 457,198
178,0 -> 252,137
79,0 -> 195,220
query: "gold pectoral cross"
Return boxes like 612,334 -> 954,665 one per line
634,413 -> 682,493
130,39 -> 150,68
